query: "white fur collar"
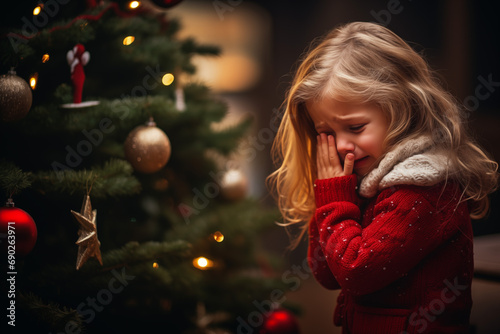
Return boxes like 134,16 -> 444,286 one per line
359,136 -> 453,198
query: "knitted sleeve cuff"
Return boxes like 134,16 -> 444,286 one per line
314,175 -> 358,207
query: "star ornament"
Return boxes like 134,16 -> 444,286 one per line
71,195 -> 103,270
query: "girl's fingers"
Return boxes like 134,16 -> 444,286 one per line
316,135 -> 323,175
316,134 -> 345,179
320,133 -> 329,169
317,134 -> 328,179
318,134 -> 330,179
327,135 -> 340,167
344,153 -> 354,175
316,134 -> 354,178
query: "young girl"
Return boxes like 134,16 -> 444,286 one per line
268,22 -> 498,333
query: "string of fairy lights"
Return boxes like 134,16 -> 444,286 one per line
27,1 -> 177,91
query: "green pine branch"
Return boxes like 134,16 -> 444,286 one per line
102,239 -> 191,267
33,159 -> 141,199
23,239 -> 193,291
0,161 -> 32,198
17,292 -> 83,333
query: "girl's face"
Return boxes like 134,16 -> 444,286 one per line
306,98 -> 389,176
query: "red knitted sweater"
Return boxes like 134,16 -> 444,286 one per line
308,174 -> 473,334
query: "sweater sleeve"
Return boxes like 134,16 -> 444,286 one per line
312,176 -> 467,296
308,215 -> 340,290
307,175 -> 359,290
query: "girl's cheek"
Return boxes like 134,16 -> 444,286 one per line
365,132 -> 384,148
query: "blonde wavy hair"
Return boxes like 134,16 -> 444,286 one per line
267,22 -> 498,246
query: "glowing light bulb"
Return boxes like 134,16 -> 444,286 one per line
42,54 -> 50,63
33,5 -> 42,16
197,257 -> 208,267
162,73 -> 174,86
123,36 -> 135,46
193,256 -> 214,270
129,1 -> 141,9
213,231 -> 224,243
153,262 -> 159,269
29,73 -> 38,90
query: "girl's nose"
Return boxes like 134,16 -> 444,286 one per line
335,136 -> 355,156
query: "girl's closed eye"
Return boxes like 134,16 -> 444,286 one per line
349,124 -> 366,132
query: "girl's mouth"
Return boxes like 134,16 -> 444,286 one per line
354,156 -> 370,168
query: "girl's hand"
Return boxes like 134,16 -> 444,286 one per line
316,133 -> 354,179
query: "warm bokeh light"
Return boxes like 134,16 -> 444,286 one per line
191,54 -> 261,93
29,73 -> 38,90
129,1 -> 141,9
33,5 -> 42,16
42,54 -> 50,63
193,256 -> 214,270
162,73 -> 175,86
153,262 -> 159,269
153,178 -> 169,191
198,257 -> 208,267
219,168 -> 248,201
123,36 -> 135,46
223,169 -> 243,185
213,231 -> 224,243
169,2 -> 269,92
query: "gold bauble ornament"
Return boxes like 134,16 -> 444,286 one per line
220,169 -> 248,201
124,118 -> 171,173
0,69 -> 33,122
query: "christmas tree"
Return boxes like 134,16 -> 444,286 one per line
0,1 -> 294,333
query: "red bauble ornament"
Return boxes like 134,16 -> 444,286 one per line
260,309 -> 300,334
0,199 -> 37,257
151,0 -> 184,9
